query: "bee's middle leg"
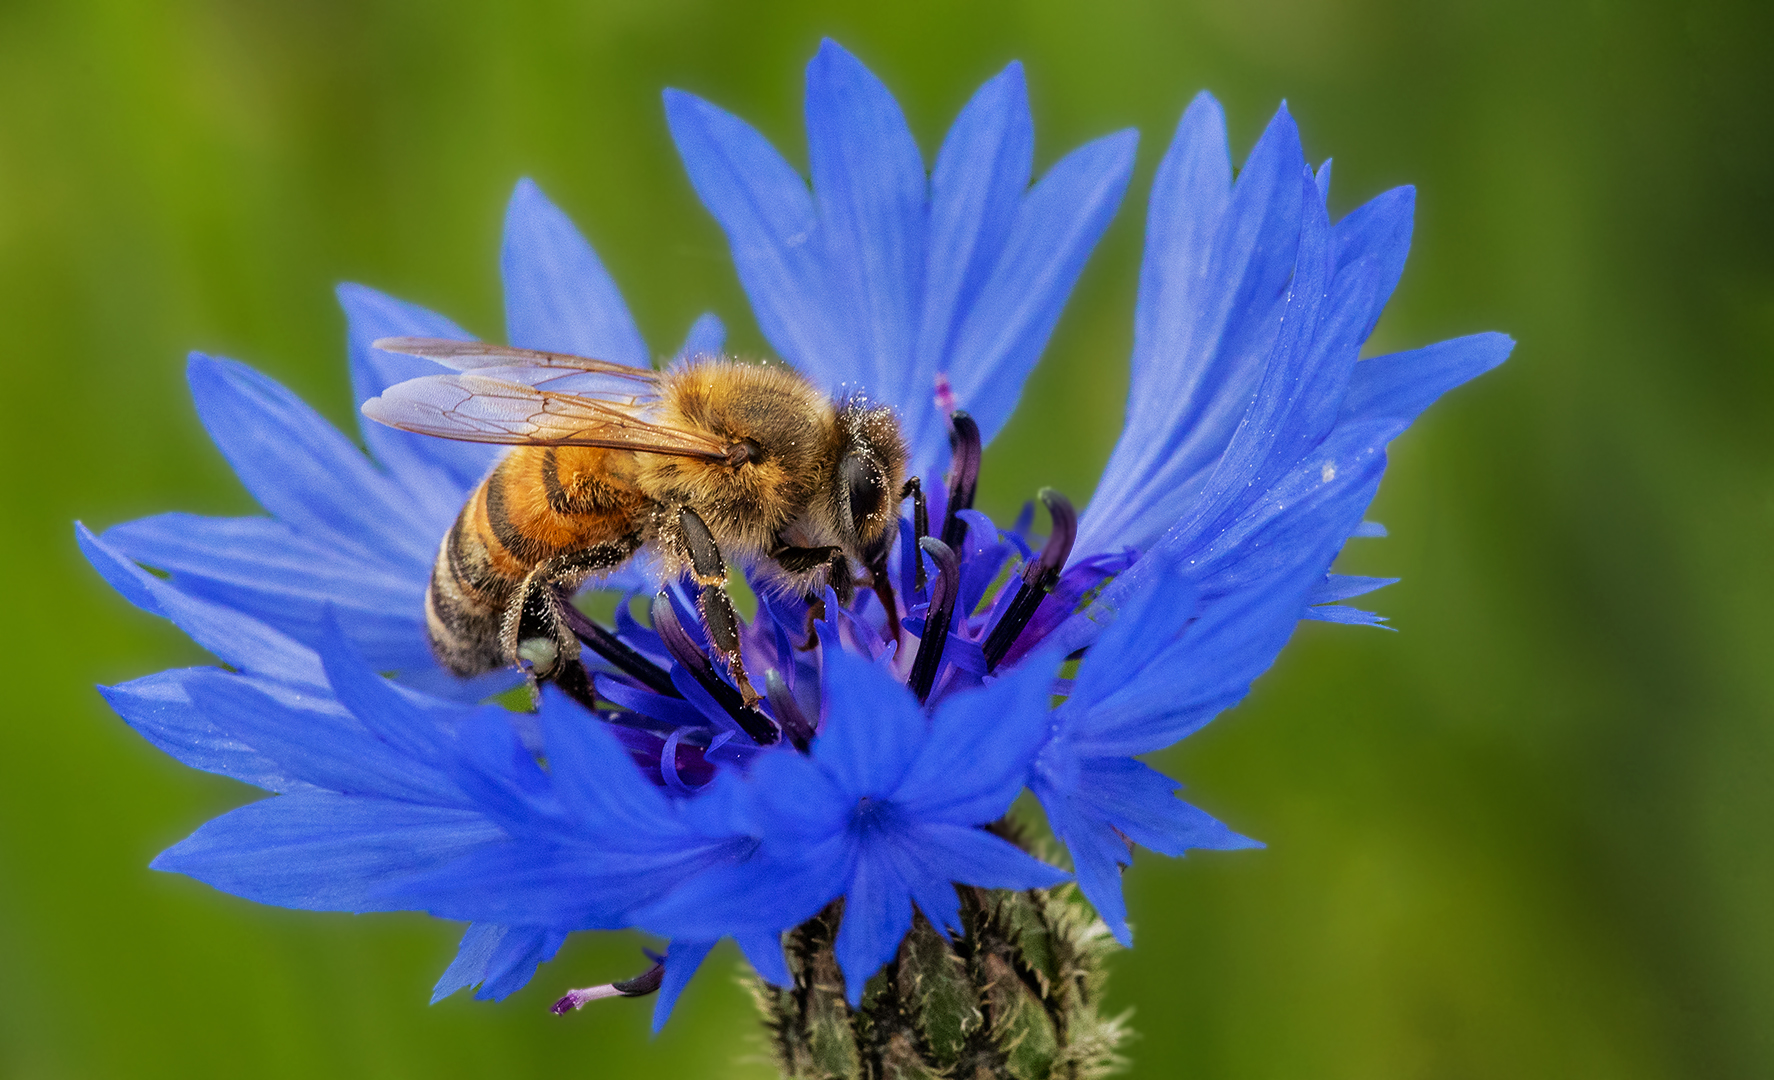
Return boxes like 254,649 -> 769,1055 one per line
676,507 -> 759,706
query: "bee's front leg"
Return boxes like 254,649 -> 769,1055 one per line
767,539 -> 856,604
676,507 -> 760,707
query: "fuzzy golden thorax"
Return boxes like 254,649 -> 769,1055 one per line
640,361 -> 841,558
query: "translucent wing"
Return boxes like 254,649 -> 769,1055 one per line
362,373 -> 731,461
373,337 -> 660,379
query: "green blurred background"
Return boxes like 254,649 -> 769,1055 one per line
2,0 -> 1770,1076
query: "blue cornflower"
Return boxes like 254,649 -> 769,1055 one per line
82,38 -> 1509,1029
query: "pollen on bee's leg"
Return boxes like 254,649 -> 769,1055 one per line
550,959 -> 665,1015
516,636 -> 559,675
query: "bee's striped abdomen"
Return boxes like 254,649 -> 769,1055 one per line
426,446 -> 647,676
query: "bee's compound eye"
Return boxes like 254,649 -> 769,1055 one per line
840,453 -> 883,531
516,636 -> 559,676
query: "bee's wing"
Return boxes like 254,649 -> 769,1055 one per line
373,337 -> 660,384
362,373 -> 732,461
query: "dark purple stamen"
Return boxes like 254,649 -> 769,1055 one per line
902,476 -> 929,592
547,656 -> 601,713
550,959 -> 665,1015
867,555 -> 903,646
652,596 -> 780,746
981,489 -> 1077,672
765,669 -> 816,752
555,590 -> 682,698
940,412 -> 981,551
908,536 -> 961,703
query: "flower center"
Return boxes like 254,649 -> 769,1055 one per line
543,410 -> 1085,768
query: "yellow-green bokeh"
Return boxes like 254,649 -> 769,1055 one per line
2,1 -> 1770,1076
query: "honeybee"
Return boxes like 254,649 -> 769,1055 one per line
360,338 -> 909,710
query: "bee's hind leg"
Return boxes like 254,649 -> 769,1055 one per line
503,539 -> 640,708
499,568 -> 581,703
676,507 -> 760,707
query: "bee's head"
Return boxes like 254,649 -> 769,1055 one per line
832,399 -> 907,560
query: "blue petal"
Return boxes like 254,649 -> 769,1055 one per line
909,876 -> 964,940
1050,413 -> 1383,659
188,353 -> 439,567
178,670 -> 458,803
432,922 -> 505,1002
1077,101 -> 1308,558
945,128 -> 1137,451
1064,556 -> 1199,701
833,848 -> 913,1005
315,616 -> 474,768
101,670 -> 322,793
804,39 -> 926,401
652,939 -> 716,1032
675,312 -> 727,362
338,283 -> 495,500
441,712 -> 557,834
1034,781 -> 1135,944
1183,418 -> 1396,597
1061,405 -> 1400,671
908,61 -> 1034,470
377,839 -> 712,929
1160,166 -> 1340,552
737,930 -> 793,989
78,523 -> 326,688
502,178 -> 649,366
1063,537 -> 1343,758
595,677 -> 714,730
664,89 -> 843,390
1302,604 -> 1393,627
431,923 -> 563,1003
479,926 -> 567,1001
1033,755 -> 1252,944
152,791 -> 504,911
745,745 -> 850,844
537,688 -> 674,832
895,651 -> 1057,824
1307,574 -> 1398,605
1341,332 -> 1515,426
634,842 -> 846,945
1068,757 -> 1258,857
904,822 -> 1069,894
815,646 -> 926,799
103,512 -> 432,675
1330,184 -> 1414,342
